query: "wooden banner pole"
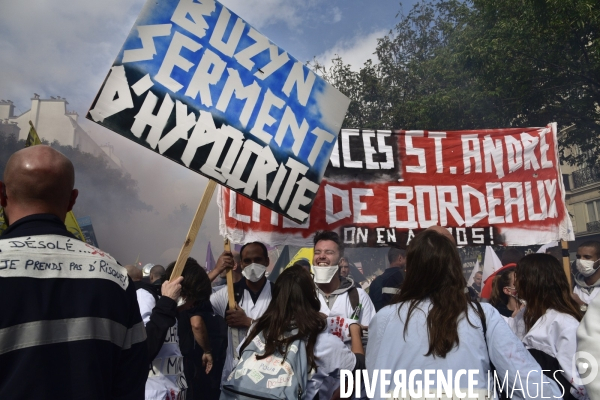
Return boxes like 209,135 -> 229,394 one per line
224,238 -> 236,309
561,239 -> 572,288
169,180 -> 217,281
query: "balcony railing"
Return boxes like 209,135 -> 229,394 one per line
572,165 -> 600,189
587,220 -> 600,233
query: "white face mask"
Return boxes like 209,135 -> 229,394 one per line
242,263 -> 267,282
313,265 -> 339,284
576,259 -> 599,277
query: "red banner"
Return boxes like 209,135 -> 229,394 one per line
218,124 -> 573,247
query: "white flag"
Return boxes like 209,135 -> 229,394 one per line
482,246 -> 503,282
467,259 -> 481,287
537,241 -> 559,253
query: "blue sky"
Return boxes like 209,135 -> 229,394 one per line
0,0 -> 418,264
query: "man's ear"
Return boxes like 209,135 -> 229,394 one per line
67,189 -> 78,212
0,181 -> 7,207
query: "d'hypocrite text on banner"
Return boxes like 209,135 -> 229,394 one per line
87,0 -> 350,224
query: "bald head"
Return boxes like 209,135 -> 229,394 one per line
124,264 -> 142,282
1,145 -> 78,223
426,225 -> 456,245
149,264 -> 165,283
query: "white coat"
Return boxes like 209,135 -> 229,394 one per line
367,300 -> 563,400
510,308 -> 589,400
317,286 -> 376,328
577,292 -> 600,400
307,331 -> 357,400
210,279 -> 272,385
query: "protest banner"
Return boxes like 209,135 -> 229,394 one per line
87,0 -> 349,224
0,211 -> 6,237
76,216 -> 100,248
286,247 -> 314,270
219,124 -> 575,247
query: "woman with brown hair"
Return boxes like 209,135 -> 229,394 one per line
511,253 -> 588,400
366,229 -> 561,400
489,267 -> 522,319
224,264 -> 365,399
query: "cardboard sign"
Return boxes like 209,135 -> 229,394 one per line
219,124 -> 574,246
87,0 -> 349,223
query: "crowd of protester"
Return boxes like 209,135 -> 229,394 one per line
1,145 -> 600,400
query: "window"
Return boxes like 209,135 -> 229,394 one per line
563,174 -> 571,191
587,200 -> 600,222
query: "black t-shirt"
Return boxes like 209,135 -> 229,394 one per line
493,301 -> 513,318
178,301 -> 228,361
1,213 -> 76,239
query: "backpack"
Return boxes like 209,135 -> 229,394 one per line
221,330 -> 308,400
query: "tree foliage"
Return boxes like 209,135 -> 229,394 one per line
313,0 -> 600,164
0,133 -> 151,220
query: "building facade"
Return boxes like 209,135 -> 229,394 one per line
0,95 -> 122,169
561,126 -> 600,250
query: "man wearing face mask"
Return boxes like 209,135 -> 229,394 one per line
312,231 -> 375,400
572,241 -> 600,313
312,231 -> 376,330
209,242 -> 272,386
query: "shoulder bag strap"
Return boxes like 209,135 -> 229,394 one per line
348,287 -> 359,311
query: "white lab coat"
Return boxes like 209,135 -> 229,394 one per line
318,287 -> 376,328
577,292 -> 600,400
574,285 -> 600,305
510,307 -> 589,400
318,284 -> 374,400
210,279 -> 272,385
367,300 -> 563,400
306,331 -> 357,400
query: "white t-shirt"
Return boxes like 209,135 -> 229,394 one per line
137,289 -> 186,400
210,279 -> 272,385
